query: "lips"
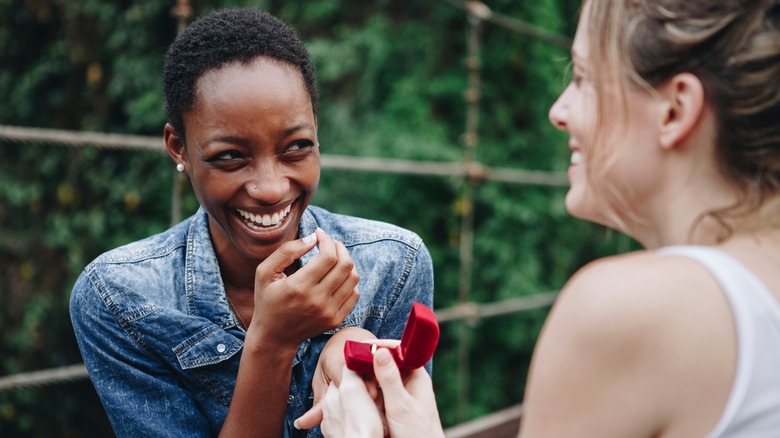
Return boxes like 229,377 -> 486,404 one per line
235,204 -> 292,231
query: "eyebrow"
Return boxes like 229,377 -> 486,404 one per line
278,122 -> 315,141
206,122 -> 315,147
208,135 -> 250,147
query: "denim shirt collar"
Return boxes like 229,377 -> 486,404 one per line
184,208 -> 324,365
185,209 -> 234,329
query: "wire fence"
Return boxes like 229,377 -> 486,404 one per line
0,2 -> 572,434
0,124 -> 564,392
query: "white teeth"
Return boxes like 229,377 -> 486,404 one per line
236,205 -> 292,230
570,151 -> 583,165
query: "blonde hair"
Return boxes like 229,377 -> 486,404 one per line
583,0 -> 780,237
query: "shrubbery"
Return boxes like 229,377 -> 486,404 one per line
0,0 -> 632,435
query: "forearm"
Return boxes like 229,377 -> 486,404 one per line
220,331 -> 300,438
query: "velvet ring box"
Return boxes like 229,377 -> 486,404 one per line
344,302 -> 440,375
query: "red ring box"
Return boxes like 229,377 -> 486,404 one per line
344,302 -> 440,375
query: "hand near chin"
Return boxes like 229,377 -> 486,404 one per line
248,228 -> 361,347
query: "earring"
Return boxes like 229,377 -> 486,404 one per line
176,163 -> 185,172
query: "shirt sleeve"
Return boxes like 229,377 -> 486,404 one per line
377,240 -> 436,373
69,269 -> 215,438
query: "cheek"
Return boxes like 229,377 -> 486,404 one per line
298,160 -> 321,194
190,171 -> 235,208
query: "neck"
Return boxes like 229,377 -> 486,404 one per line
634,188 -> 780,249
625,145 -> 741,249
208,217 -> 257,291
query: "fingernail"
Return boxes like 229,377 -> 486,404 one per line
302,232 -> 317,245
376,348 -> 392,365
293,419 -> 301,430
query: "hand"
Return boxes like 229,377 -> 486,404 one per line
320,366 -> 385,438
304,345 -> 444,438
294,329 -> 384,430
248,228 -> 361,348
370,347 -> 444,438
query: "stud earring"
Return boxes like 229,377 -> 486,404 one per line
176,163 -> 185,172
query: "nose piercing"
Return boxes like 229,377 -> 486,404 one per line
253,184 -> 257,190
176,163 -> 185,172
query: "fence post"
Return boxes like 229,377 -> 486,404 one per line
456,1 -> 489,423
169,0 -> 193,226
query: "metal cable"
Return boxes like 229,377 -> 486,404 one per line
0,364 -> 89,393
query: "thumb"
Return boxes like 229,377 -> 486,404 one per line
372,348 -> 405,397
293,402 -> 323,431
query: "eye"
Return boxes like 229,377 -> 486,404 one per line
283,140 -> 315,157
566,59 -> 586,89
204,150 -> 247,170
207,150 -> 243,162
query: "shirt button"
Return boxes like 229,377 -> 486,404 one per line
216,343 -> 226,353
287,395 -> 295,404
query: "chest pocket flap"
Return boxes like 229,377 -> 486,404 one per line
173,325 -> 243,370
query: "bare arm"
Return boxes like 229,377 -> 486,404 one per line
220,229 -> 361,437
519,256 -> 671,438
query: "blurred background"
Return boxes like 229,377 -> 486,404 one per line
0,0 -> 636,436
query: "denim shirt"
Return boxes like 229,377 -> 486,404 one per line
70,206 -> 434,438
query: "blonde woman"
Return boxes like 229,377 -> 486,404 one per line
313,0 -> 780,436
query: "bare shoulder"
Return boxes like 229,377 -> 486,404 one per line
520,250 -> 736,437
553,250 -> 719,330
549,250 -> 733,368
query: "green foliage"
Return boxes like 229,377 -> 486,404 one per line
0,0 -> 635,435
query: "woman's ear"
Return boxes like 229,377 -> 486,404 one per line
164,123 -> 187,169
657,73 -> 705,150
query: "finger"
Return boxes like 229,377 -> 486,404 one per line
372,348 -> 407,399
294,400 -> 324,431
339,365 -> 365,391
333,283 -> 360,324
318,239 -> 357,297
362,374 -> 380,400
255,231 -> 318,285
319,384 -> 340,436
338,366 -> 386,437
294,228 -> 339,284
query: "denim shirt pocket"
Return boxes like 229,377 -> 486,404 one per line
173,325 -> 243,369
172,324 -> 243,406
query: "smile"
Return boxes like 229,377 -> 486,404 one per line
570,151 -> 583,165
236,205 -> 292,231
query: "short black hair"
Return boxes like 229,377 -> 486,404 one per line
163,8 -> 319,140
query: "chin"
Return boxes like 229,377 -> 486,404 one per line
565,189 -> 605,225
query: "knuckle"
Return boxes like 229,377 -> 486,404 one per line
349,270 -> 360,285
320,252 -> 338,267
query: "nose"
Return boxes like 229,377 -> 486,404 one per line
246,161 -> 289,204
548,86 -> 570,131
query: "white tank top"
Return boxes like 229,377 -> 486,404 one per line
659,246 -> 780,438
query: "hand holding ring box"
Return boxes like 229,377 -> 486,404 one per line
344,302 -> 440,375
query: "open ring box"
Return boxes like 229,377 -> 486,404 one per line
344,302 -> 440,375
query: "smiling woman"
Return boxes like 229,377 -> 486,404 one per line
68,8 -> 434,438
